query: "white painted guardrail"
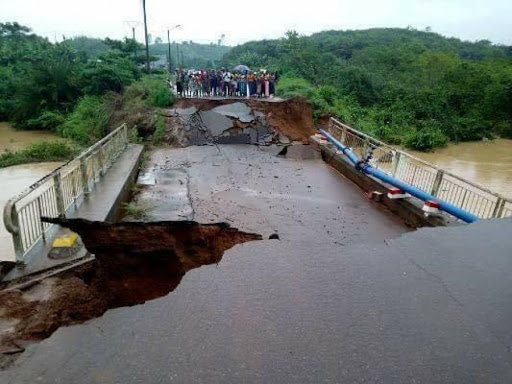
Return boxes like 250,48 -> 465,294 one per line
3,124 -> 129,265
328,117 -> 512,220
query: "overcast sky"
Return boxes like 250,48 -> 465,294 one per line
1,0 -> 511,45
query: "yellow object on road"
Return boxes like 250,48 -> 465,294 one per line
52,233 -> 77,248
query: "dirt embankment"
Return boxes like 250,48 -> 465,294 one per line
0,220 -> 261,368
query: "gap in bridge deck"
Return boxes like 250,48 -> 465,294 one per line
0,220 -> 261,368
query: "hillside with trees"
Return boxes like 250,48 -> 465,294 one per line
0,22 -> 174,166
223,28 -> 512,150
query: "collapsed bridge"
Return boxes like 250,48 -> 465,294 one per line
1,97 -> 512,383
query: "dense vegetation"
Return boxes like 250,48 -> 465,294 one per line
223,28 -> 512,150
0,22 -> 175,166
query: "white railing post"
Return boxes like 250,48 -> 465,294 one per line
98,146 -> 105,176
53,173 -> 66,217
492,198 -> 506,218
36,197 -> 46,243
124,124 -> 129,147
391,152 -> 401,177
341,126 -> 347,144
80,157 -> 90,195
10,207 -> 25,266
431,170 -> 445,197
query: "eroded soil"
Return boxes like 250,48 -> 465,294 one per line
161,97 -> 315,146
0,219 -> 261,368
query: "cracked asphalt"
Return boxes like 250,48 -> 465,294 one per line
2,145 -> 511,383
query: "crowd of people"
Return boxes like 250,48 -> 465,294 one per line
173,69 -> 279,98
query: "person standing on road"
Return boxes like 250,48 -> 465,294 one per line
257,74 -> 264,97
248,71 -> 255,96
188,73 -> 194,96
176,70 -> 183,97
223,71 -> 231,96
269,73 -> 276,97
264,73 -> 270,98
239,73 -> 247,97
231,74 -> 238,96
210,70 -> 217,96
183,72 -> 189,97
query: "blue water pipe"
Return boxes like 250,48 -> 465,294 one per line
318,128 -> 478,223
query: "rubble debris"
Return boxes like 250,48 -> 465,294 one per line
158,97 -> 315,147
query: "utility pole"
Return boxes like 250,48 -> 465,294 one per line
124,21 -> 140,62
167,29 -> 172,74
132,27 -> 137,61
176,42 -> 179,70
166,25 -> 181,74
142,0 -> 150,73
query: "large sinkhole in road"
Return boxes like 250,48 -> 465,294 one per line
0,219 -> 262,366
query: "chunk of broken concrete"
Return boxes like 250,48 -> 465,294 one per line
212,103 -> 255,123
199,111 -> 234,137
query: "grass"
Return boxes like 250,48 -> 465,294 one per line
0,141 -> 78,168
123,75 -> 175,110
123,201 -> 154,220
58,95 -> 113,145
152,114 -> 166,144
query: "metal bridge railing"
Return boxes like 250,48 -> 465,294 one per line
327,117 -> 512,220
3,124 -> 129,265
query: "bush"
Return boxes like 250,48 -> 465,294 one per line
153,114 -> 166,144
80,52 -> 140,95
276,76 -> 315,99
494,121 -> 512,139
123,76 -> 175,109
444,117 -> 494,142
149,84 -> 173,108
129,126 -> 142,144
25,111 -> 66,131
0,141 -> 77,168
404,127 -> 449,151
58,95 -> 111,145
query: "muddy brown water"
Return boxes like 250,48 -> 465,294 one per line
0,122 -> 63,262
0,122 -> 62,152
408,139 -> 512,199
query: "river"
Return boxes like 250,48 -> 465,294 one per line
408,139 -> 512,199
0,122 -> 63,262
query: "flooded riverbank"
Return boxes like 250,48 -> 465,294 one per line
0,162 -> 62,262
408,139 -> 512,199
0,122 -> 62,153
1,122 -> 63,261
